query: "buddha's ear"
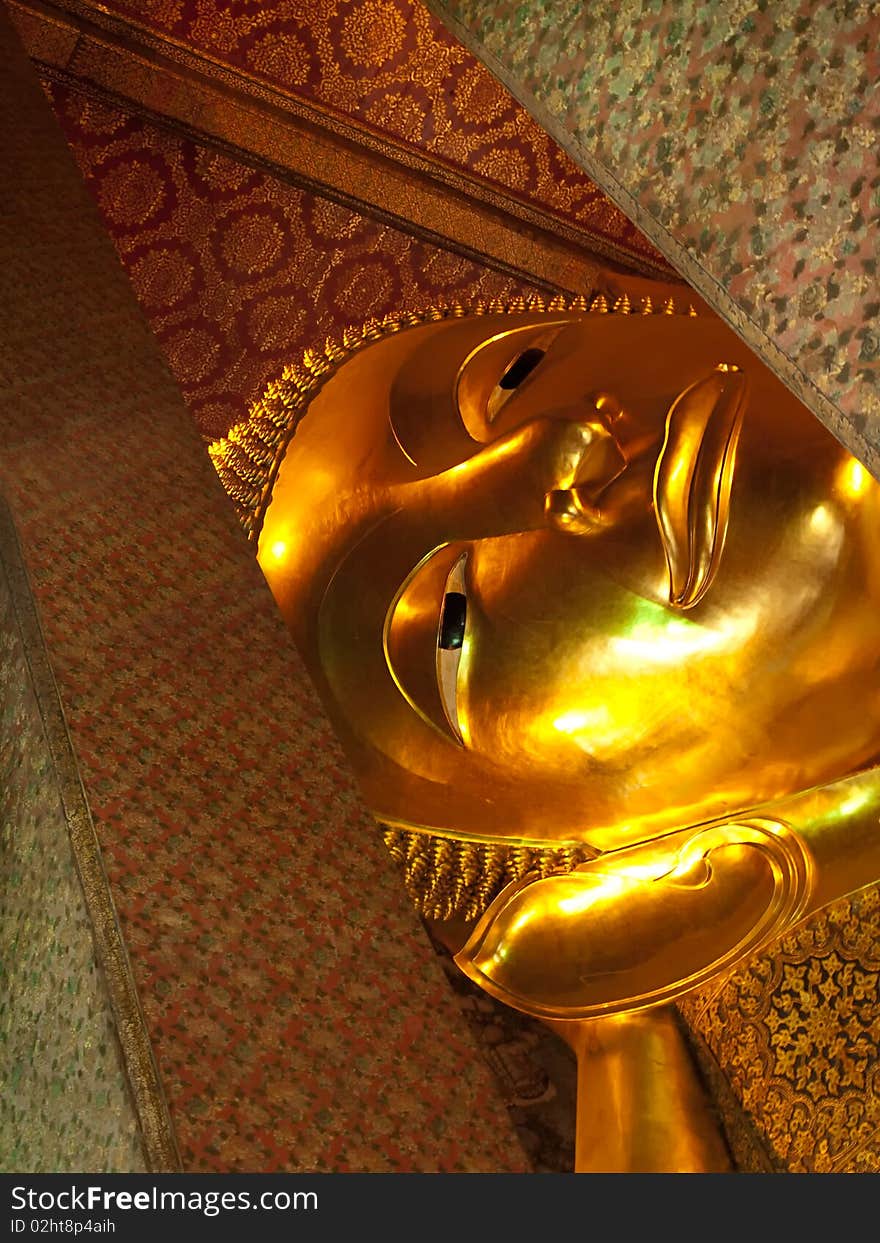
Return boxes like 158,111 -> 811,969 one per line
454,816 -> 812,1020
653,365 -> 748,610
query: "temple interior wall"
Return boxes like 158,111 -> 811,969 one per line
0,500 -> 146,1171
0,3 -> 526,1172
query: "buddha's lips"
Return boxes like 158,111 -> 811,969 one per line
653,365 -> 748,610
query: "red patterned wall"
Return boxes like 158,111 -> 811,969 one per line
47,80 -> 545,441
3,6 -> 530,1168
79,0 -> 665,262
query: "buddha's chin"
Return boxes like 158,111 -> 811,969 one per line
361,764 -> 649,852
363,756 -> 790,856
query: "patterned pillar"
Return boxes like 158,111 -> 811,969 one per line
425,0 -> 880,1172
426,0 -> 880,478
0,1 -> 526,1173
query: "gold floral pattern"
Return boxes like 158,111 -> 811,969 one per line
246,31 -> 313,88
681,886 -> 880,1172
77,0 -> 668,265
46,80 -> 546,440
94,154 -> 173,230
130,245 -> 198,312
339,0 -> 408,68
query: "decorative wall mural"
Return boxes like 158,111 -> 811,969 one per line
78,0 -> 668,265
47,80 -> 545,440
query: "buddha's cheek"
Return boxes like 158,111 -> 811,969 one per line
455,536 -> 743,790
456,621 -> 665,783
455,607 -> 750,814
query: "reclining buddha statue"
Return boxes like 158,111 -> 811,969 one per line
211,287 -> 880,1172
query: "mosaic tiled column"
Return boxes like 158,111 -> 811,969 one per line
426,0 -> 880,478
0,1 -> 527,1173
0,500 -> 147,1172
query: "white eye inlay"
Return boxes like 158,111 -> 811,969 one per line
436,553 -> 468,744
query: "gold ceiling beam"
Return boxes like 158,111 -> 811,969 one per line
9,0 -> 677,292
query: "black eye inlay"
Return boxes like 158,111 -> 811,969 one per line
439,592 -> 467,650
498,348 -> 545,391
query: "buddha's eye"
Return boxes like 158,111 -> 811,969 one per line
437,553 -> 468,742
439,591 -> 466,650
455,323 -> 564,443
487,346 -> 549,424
498,348 -> 546,392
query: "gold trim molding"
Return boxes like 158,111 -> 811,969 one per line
8,0 -> 677,293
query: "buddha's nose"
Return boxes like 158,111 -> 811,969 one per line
544,422 -> 628,535
421,412 -> 628,541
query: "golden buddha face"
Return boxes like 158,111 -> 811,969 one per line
258,311 -> 880,857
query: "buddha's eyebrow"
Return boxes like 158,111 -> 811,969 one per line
654,364 -> 747,611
